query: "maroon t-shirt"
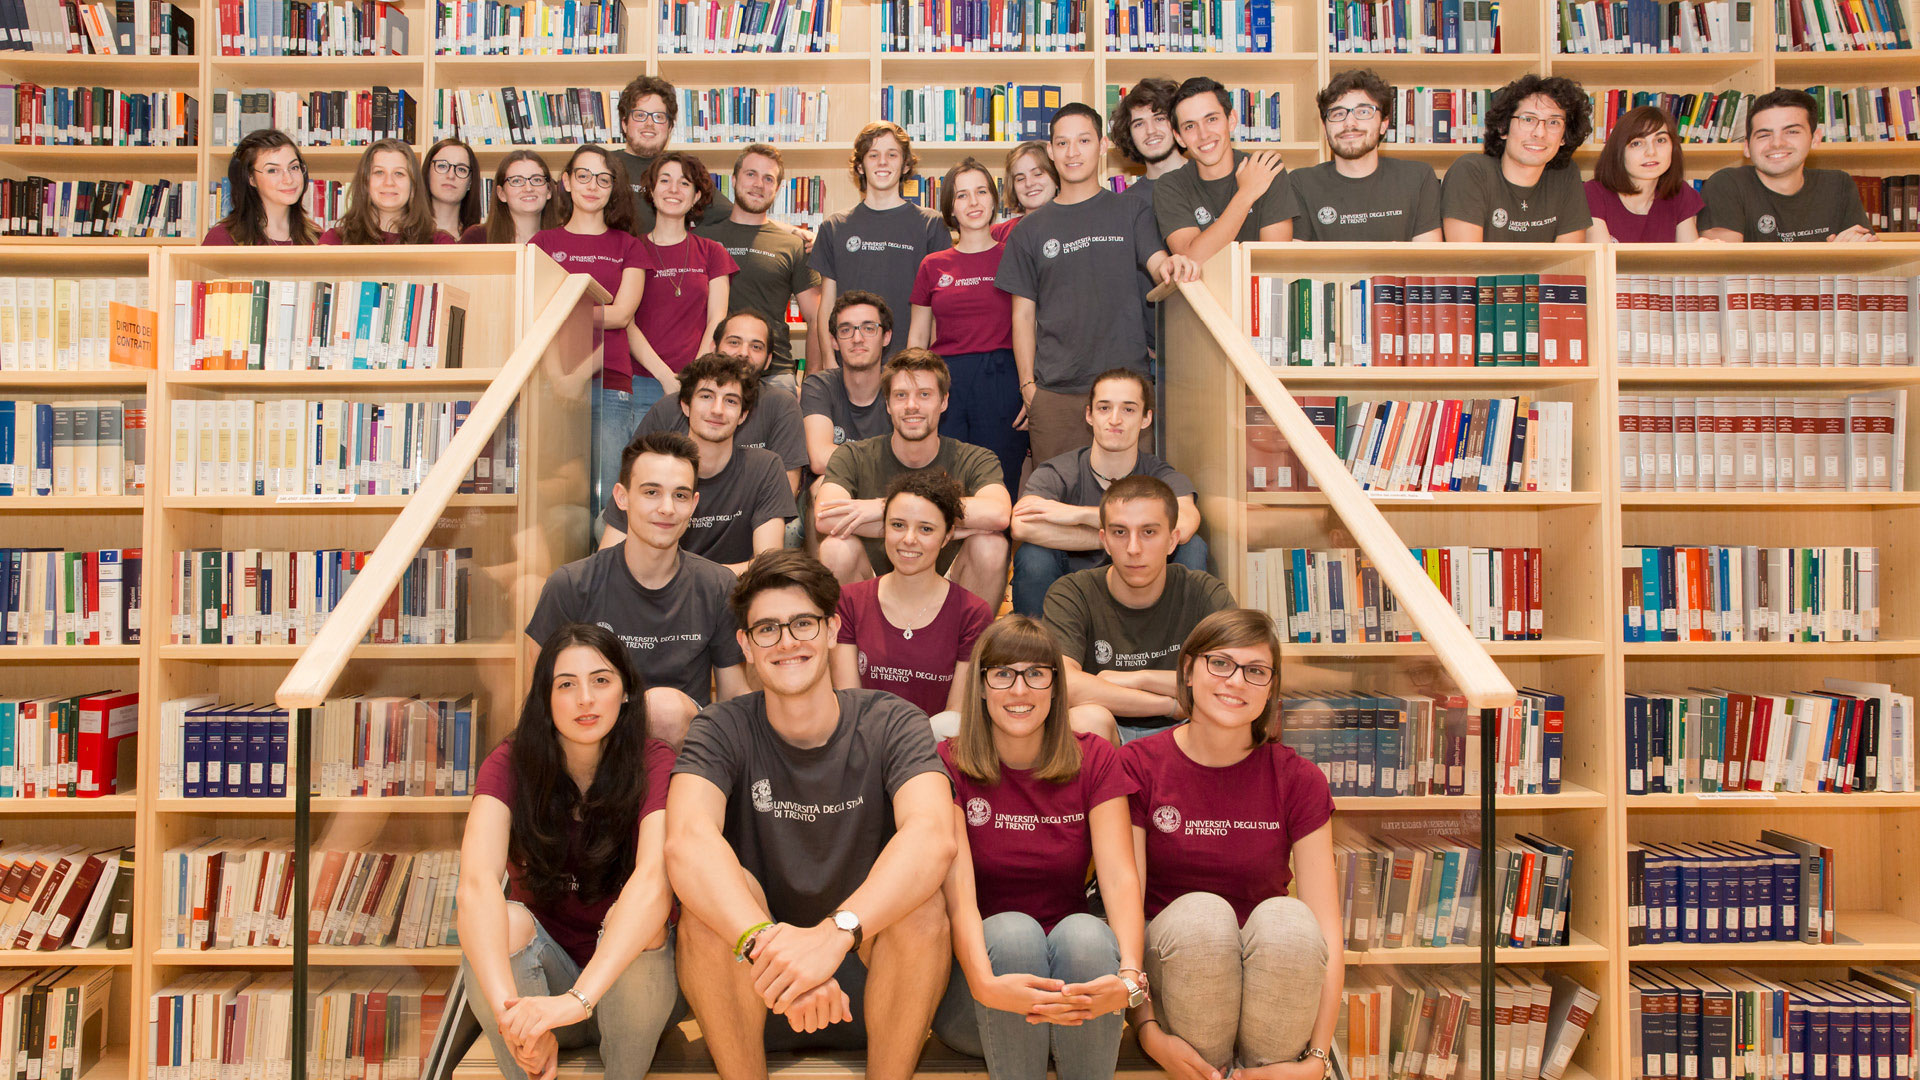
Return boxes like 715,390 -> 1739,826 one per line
941,732 -> 1136,931
531,226 -> 649,392
634,234 -> 739,374
1583,179 -> 1705,244
201,224 -> 298,246
1122,730 -> 1335,924
474,737 -> 675,967
460,223 -> 489,243
836,577 -> 993,717
910,244 -> 1014,356
316,227 -> 458,245
989,218 -> 1020,242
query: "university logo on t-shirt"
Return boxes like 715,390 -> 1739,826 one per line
833,424 -> 848,444
751,779 -> 774,812
1758,214 -> 1777,235
1317,206 -> 1337,224
965,797 -> 992,826
845,234 -> 863,252
1093,639 -> 1113,664
938,272 -> 954,287
1194,206 -> 1213,225
1491,208 -> 1509,229
856,649 -> 869,676
1042,239 -> 1061,259
1151,804 -> 1182,833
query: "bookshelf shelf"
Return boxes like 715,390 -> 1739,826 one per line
1615,367 -> 1920,387
0,796 -> 138,814
0,372 -> 154,390
0,647 -> 143,662
431,53 -> 651,82
149,946 -> 464,966
1336,52 -> 1545,80
160,495 -> 520,510
207,55 -> 426,86
0,949 -> 130,967
0,146 -> 200,171
653,53 -> 874,80
1337,783 -> 1609,812
1283,637 -> 1606,658
1103,51 -> 1320,78
0,497 -> 147,511
1624,911 -> 1920,962
164,370 -> 500,388
1619,492 -> 1920,509
0,55 -> 200,84
155,796 -> 473,814
155,644 -> 518,660
1248,492 -> 1603,508
1547,52 -> 1768,79
1628,792 -> 1920,809
1770,50 -> 1920,80
1346,930 -> 1610,967
1620,641 -> 1920,657
1271,367 -> 1602,386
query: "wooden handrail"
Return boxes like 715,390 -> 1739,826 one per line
274,272 -> 603,709
1150,279 -> 1518,712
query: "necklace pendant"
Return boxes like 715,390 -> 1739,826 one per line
901,628 -> 913,640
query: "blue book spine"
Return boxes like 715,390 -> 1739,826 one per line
182,707 -> 207,798
1775,851 -> 1800,942
1290,549 -> 1310,643
269,707 -> 289,798
245,707 -> 269,797
1625,695 -> 1647,795
453,699 -> 472,796
0,400 -> 13,497
1659,853 -> 1681,944
225,705 -> 248,794
1451,845 -> 1480,945
1375,697 -> 1403,796
1432,849 -> 1460,947
32,403 -> 52,495
0,550 -> 11,647
205,708 -> 227,797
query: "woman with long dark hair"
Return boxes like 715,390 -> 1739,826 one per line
1122,609 -> 1343,1080
931,615 -> 1145,1080
203,129 -> 317,245
318,138 -> 455,244
468,149 -> 561,244
1586,105 -> 1706,243
631,151 -> 737,407
423,137 -> 484,239
532,145 -> 647,519
457,622 -> 679,1080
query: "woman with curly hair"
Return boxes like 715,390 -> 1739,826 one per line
1441,74 -> 1593,243
456,622 -> 680,1080
632,151 -> 738,403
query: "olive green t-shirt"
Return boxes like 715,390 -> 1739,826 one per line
1440,153 -> 1591,242
1152,150 -> 1301,245
822,435 -> 1005,573
1042,563 -> 1237,729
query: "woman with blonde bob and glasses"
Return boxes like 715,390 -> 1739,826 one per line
931,614 -> 1146,1080
1121,608 -> 1344,1080
468,149 -> 562,244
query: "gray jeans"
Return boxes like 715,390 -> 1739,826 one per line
461,904 -> 679,1079
1145,893 -> 1327,1072
932,912 -> 1124,1080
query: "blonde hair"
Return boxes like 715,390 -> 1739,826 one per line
950,616 -> 1079,786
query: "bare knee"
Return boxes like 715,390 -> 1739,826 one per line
644,687 -> 699,750
872,889 -> 951,959
1068,704 -> 1119,746
817,536 -> 870,582
959,532 -> 1008,568
505,901 -> 538,954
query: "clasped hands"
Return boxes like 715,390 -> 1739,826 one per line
744,920 -> 857,1033
493,992 -> 590,1080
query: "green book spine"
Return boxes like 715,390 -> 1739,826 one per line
1522,273 -> 1542,366
249,279 -> 269,369
1290,277 -> 1311,365
1475,275 -> 1497,364
198,549 -> 222,645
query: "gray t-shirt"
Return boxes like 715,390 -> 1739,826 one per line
600,446 -> 796,565
996,189 -> 1164,393
1042,563 -> 1235,728
635,383 -> 809,474
800,369 -> 891,451
1120,176 -> 1161,345
809,202 -> 952,359
672,688 -> 946,926
696,218 -> 817,377
1152,150 -> 1301,244
527,546 -> 745,705
824,435 -> 1006,573
1697,165 -> 1872,242
1289,158 -> 1444,242
1440,153 -> 1592,242
1023,447 -> 1197,572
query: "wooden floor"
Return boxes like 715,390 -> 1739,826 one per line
452,1020 -> 1163,1078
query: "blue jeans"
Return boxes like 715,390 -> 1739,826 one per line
460,904 -> 680,1080
932,912 -> 1123,1080
940,348 -> 1029,492
1010,534 -> 1211,616
592,378 -> 662,521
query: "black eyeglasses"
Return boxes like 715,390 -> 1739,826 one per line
746,614 -> 824,647
834,321 -> 883,339
571,169 -> 615,190
431,159 -> 472,179
1323,105 -> 1381,123
503,175 -> 549,189
984,665 -> 1054,690
1199,653 -> 1274,686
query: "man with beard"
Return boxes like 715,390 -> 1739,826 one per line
1289,69 -> 1444,242
1153,76 -> 1299,263
608,75 -> 732,235
816,349 -> 1010,605
628,311 -> 808,496
802,292 -> 896,478
1109,77 -> 1187,211
1699,87 -> 1876,243
697,145 -> 824,389
1442,74 -> 1593,243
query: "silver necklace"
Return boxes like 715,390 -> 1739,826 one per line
888,578 -> 945,640
646,234 -> 692,296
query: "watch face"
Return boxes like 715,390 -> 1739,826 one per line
834,910 -> 859,932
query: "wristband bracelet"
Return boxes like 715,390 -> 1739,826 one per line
733,920 -> 774,962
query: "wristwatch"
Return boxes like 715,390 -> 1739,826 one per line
1119,967 -> 1150,1009
1297,1046 -> 1331,1079
565,987 -> 595,1018
830,909 -> 863,949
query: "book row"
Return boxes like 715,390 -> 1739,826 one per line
1247,545 -> 1546,644
656,0 -> 842,53
171,277 -> 470,371
1615,392 -> 1906,494
431,85 -> 613,147
433,0 -> 627,53
160,837 -> 459,950
878,0 -> 1087,50
1,0 -> 193,52
674,85 -> 830,144
211,86 -> 417,148
1625,829 -> 1833,945
1,176 -> 198,238
1620,545 -> 1880,644
0,84 -> 197,148
1329,0 -> 1503,53
1105,0 -> 1276,52
1857,173 -> 1920,235
156,693 -> 480,798
1554,0 -> 1756,53
0,967 -> 112,1080
1343,969 -> 1596,1080
168,396 -> 517,497
0,394 -> 148,496
213,0 -> 409,55
1773,0 -> 1912,50
1625,677 -> 1916,795
1627,967 -> 1920,1080
0,548 -> 141,648
149,970 -> 453,1080
881,83 -> 1060,143
0,274 -> 152,371
712,172 -> 825,230
1379,87 -> 1491,146
208,175 -> 345,232
0,845 -> 133,951
1253,394 -> 1576,495
1808,83 -> 1920,144
0,690 -> 137,798
1282,687 -> 1567,798
1589,88 -> 1753,145
1332,830 -> 1577,951
167,546 -> 472,645
1250,274 -> 1591,369
1612,274 -> 1916,368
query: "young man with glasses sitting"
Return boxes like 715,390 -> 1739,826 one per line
1442,74 -> 1593,243
801,292 -> 897,480
1288,69 -> 1444,242
1042,476 -> 1235,745
667,549 -> 956,1080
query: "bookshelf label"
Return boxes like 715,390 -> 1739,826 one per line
275,494 -> 357,504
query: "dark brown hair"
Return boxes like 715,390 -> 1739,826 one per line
618,75 -> 679,127
850,121 -> 917,193
482,149 -> 563,243
1175,608 -> 1282,744
1001,142 -> 1059,216
640,151 -> 716,224
714,309 -> 774,350
338,139 -> 438,245
829,290 -> 893,336
880,347 -> 952,399
1108,78 -> 1178,164
423,137 -> 484,231
730,549 -> 840,631
1318,68 -> 1395,123
938,157 -> 998,230
675,352 -> 761,419
553,146 -> 637,235
618,430 -> 699,493
1483,75 -> 1591,169
884,469 -> 964,533
1086,368 -> 1154,413
1747,87 -> 1819,140
1593,105 -> 1686,200
950,615 -> 1080,785
215,129 -> 317,245
1098,474 -> 1177,529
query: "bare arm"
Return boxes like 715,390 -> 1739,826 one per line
1553,227 -> 1589,243
1011,296 -> 1037,420
943,661 -> 971,713
830,643 -> 862,691
815,479 -> 885,539
714,664 -> 750,701
907,305 -> 935,350
541,809 -> 673,1007
455,795 -> 523,1019
728,516 -> 786,574
665,773 -> 772,949
1442,218 -> 1485,243
1257,219 -> 1294,242
1099,667 -> 1179,698
1163,152 -> 1285,265
1173,494 -> 1200,547
627,323 -> 681,395
1410,227 -> 1443,242
803,415 -> 839,476
957,483 -> 1011,534
1673,217 -> 1700,243
1063,658 -> 1179,718
600,266 -> 643,330
1587,218 -> 1614,244
702,277 -> 731,353
1701,226 -> 1743,243
811,277 -> 838,372
1009,493 -> 1102,550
